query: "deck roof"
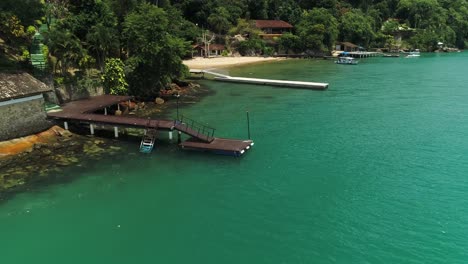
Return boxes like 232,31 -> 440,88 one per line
0,72 -> 52,102
255,20 -> 293,29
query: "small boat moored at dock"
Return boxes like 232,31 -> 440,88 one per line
335,57 -> 358,65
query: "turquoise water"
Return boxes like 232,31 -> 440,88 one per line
2,53 -> 468,263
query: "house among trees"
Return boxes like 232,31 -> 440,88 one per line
193,44 -> 227,57
0,73 -> 52,141
335,42 -> 359,52
254,20 -> 293,39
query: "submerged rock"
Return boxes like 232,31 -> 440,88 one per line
155,97 -> 165,105
0,126 -> 122,196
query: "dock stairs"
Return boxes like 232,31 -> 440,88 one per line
139,120 -> 158,153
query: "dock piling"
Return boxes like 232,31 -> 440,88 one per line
64,121 -> 68,130
114,126 -> 119,138
90,124 -> 95,135
246,111 -> 251,139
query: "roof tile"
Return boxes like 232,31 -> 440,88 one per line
255,20 -> 293,29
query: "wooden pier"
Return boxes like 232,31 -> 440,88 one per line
47,95 -> 253,156
341,51 -> 382,58
190,69 -> 329,90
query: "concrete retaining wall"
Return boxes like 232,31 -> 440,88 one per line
0,97 -> 52,141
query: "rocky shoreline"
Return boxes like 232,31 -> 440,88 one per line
0,126 -> 124,200
0,81 -> 211,200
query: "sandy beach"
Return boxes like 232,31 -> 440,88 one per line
183,56 -> 285,70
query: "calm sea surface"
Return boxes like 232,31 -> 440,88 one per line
2,53 -> 468,263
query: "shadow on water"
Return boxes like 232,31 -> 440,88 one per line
257,95 -> 275,100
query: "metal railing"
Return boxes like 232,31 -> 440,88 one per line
174,115 -> 215,140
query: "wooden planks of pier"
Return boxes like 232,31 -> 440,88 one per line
47,95 -> 253,156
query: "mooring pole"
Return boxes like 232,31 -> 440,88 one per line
246,111 -> 251,139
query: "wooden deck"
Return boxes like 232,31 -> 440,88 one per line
180,138 -> 254,156
47,95 -> 253,156
52,95 -> 134,114
47,95 -> 175,130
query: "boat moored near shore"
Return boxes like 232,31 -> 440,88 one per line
335,57 -> 359,65
405,49 -> 421,58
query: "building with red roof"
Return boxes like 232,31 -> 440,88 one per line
254,20 -> 293,39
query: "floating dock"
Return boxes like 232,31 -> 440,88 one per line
47,95 -> 253,157
190,69 -> 329,90
180,138 -> 254,157
214,76 -> 328,90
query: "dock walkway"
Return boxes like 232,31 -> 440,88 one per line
341,51 -> 382,58
189,69 -> 328,90
214,76 -> 328,90
47,95 -> 253,156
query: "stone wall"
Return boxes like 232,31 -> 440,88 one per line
0,97 -> 52,141
56,84 -> 104,103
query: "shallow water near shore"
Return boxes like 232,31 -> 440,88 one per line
2,53 -> 468,263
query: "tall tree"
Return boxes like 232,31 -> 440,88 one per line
123,3 -> 190,97
296,8 -> 339,52
207,7 -> 232,34
267,0 -> 302,24
396,0 -> 445,29
339,9 -> 375,46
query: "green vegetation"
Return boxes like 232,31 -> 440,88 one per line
102,58 -> 128,95
1,0 -> 468,97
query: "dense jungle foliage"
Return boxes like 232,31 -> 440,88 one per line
1,0 -> 467,96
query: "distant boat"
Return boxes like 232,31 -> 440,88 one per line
406,49 -> 420,58
383,54 -> 400,58
335,56 -> 358,65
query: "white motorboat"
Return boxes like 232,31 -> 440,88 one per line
406,49 -> 420,58
335,56 -> 358,65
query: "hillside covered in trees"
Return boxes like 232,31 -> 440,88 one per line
1,0 -> 467,97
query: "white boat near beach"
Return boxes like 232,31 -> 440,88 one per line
335,57 -> 358,65
406,49 -> 420,58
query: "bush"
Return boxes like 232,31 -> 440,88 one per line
77,76 -> 100,93
20,47 -> 30,61
26,25 -> 36,37
262,46 -> 274,56
277,33 -> 302,53
54,76 -> 65,86
237,39 -> 265,56
101,58 -> 128,95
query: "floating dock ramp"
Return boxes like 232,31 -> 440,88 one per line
190,69 -> 328,90
214,76 -> 328,90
